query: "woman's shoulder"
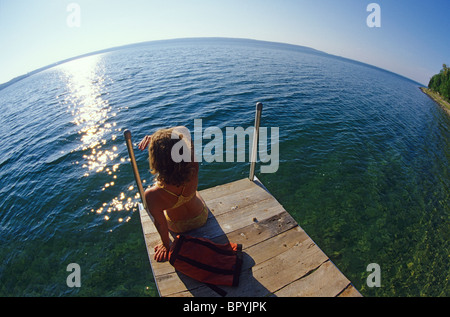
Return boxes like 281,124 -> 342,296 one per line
144,184 -> 165,205
145,183 -> 181,211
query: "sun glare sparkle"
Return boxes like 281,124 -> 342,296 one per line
56,54 -> 137,227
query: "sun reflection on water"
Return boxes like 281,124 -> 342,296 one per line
57,54 -> 139,225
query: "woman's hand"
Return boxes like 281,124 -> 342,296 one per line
138,135 -> 152,151
154,243 -> 170,262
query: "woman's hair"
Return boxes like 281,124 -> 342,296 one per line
148,128 -> 195,186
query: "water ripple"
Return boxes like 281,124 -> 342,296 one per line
0,39 -> 448,296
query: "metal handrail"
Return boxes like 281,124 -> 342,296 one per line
249,102 -> 263,181
123,129 -> 148,212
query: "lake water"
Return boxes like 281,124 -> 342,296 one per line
0,38 -> 448,296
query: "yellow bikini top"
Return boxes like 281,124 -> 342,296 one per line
156,182 -> 196,209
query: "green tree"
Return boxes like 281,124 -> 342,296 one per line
428,64 -> 450,102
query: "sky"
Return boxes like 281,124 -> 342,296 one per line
0,0 -> 449,85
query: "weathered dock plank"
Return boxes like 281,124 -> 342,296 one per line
139,178 -> 361,297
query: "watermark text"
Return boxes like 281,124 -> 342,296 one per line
171,119 -> 279,173
366,3 -> 381,28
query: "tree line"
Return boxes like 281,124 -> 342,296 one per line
428,64 -> 450,102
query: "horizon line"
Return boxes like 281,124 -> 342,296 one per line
0,36 -> 426,90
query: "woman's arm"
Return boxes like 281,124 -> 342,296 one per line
138,135 -> 152,151
138,126 -> 190,151
145,189 -> 171,262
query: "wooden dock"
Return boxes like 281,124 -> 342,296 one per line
139,177 -> 361,297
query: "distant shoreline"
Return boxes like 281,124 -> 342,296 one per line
420,87 -> 450,116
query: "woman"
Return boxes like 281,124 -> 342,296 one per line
138,126 -> 209,262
